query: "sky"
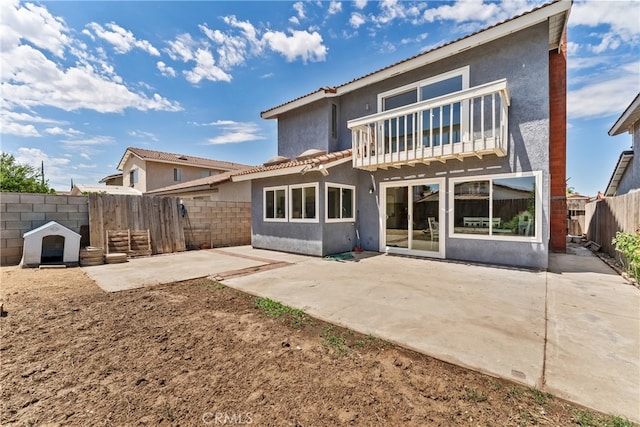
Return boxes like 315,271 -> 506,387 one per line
1,0 -> 639,196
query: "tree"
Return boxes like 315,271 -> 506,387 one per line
0,153 -> 55,193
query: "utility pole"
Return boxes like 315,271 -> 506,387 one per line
41,161 -> 45,186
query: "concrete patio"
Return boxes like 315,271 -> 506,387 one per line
83,245 -> 640,422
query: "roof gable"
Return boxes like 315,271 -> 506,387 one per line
261,0 -> 571,119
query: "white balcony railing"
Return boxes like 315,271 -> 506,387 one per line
347,79 -> 511,170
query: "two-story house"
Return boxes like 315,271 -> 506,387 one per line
233,0 -> 571,269
605,93 -> 640,197
118,147 -> 250,193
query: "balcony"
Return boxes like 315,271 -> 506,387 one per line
347,79 -> 510,170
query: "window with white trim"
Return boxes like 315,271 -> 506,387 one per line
129,169 -> 138,187
378,66 -> 469,148
326,183 -> 355,222
173,167 -> 182,182
290,183 -> 319,222
449,172 -> 541,241
264,186 -> 288,222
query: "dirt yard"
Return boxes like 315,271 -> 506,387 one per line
0,266 -> 632,426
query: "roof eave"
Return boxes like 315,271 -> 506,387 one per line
260,0 -> 571,119
604,151 -> 634,196
609,93 -> 640,136
232,156 -> 352,182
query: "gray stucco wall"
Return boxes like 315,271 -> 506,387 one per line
251,162 -> 360,257
617,121 -> 640,195
260,21 -> 552,269
277,99 -> 333,160
352,22 -> 550,269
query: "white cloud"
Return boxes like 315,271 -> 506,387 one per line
293,2 -> 305,19
354,0 -> 368,10
568,61 -> 640,119
75,163 -> 97,169
349,13 -> 366,28
0,120 -> 40,137
1,0 -> 182,131
14,147 -> 71,188
2,44 -> 181,113
590,32 -> 622,54
401,32 -> 428,45
128,130 -> 159,141
570,0 -> 639,42
328,1 -> 342,15
85,22 -> 160,56
289,16 -> 300,25
183,48 -> 232,83
156,61 -> 176,77
423,0 -> 504,24
45,127 -> 82,137
263,29 -> 327,63
0,0 -> 70,58
205,120 -> 266,145
61,135 -> 114,147
371,0 -> 423,25
165,33 -> 197,62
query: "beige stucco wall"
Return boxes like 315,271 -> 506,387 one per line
121,156 -> 228,193
170,181 -> 251,202
122,156 -> 148,191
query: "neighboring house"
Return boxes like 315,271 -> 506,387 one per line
146,170 -> 251,202
605,93 -> 640,197
70,184 -> 142,196
117,147 -> 250,193
566,193 -> 590,236
99,173 -> 124,186
233,0 -> 571,269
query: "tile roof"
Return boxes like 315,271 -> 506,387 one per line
232,148 -> 352,177
117,147 -> 253,171
261,0 -> 569,118
146,170 -> 239,194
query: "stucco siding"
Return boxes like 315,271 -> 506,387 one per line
257,22 -> 553,268
616,121 -> 640,195
277,99 -> 331,159
251,162 -> 360,256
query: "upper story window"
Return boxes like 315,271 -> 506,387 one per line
449,171 -> 542,242
290,183 -> 319,223
378,66 -> 469,147
173,168 -> 182,182
326,183 -> 355,222
264,186 -> 288,222
129,169 -> 138,187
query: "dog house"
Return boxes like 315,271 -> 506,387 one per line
21,221 -> 81,268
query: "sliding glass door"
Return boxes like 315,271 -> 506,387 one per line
381,178 -> 445,258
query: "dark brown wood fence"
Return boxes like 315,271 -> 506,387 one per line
88,194 -> 186,255
585,191 -> 640,256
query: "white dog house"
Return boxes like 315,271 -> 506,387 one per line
21,221 -> 81,267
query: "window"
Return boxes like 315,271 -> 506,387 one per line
290,184 -> 318,222
378,66 -> 469,149
200,170 -> 213,178
331,104 -> 338,139
264,186 -> 288,222
129,169 -> 138,187
173,168 -> 182,182
326,183 -> 355,222
450,172 -> 541,241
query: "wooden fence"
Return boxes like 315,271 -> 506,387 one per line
88,194 -> 185,255
585,191 -> 640,257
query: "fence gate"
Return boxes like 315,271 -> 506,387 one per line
88,194 -> 186,255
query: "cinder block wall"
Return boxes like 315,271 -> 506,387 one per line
1,193 -> 89,266
181,199 -> 251,249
